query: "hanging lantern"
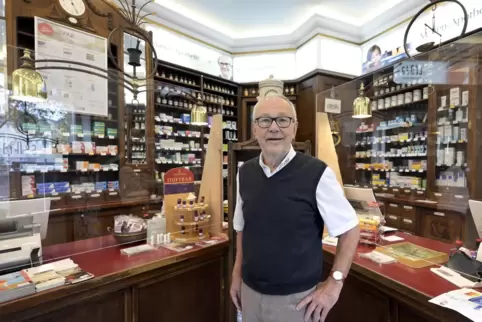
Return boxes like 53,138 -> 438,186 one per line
10,49 -> 47,103
352,83 -> 371,119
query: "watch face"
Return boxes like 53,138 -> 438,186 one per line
333,271 -> 343,280
59,0 -> 86,17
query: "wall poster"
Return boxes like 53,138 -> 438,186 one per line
34,17 -> 108,117
146,24 -> 233,81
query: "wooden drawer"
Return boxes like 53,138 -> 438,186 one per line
452,194 -> 469,204
429,192 -> 449,203
399,216 -> 417,233
385,213 -> 401,228
399,204 -> 416,220
391,188 -> 402,198
413,189 -> 426,199
381,187 -> 392,194
401,188 -> 414,198
386,203 -> 401,216
420,210 -> 463,243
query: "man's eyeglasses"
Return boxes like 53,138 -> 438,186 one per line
254,117 -> 294,129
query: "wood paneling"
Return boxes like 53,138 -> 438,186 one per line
136,258 -> 223,322
25,290 -> 126,322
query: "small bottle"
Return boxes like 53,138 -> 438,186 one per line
181,200 -> 187,208
181,226 -> 185,235
188,200 -> 194,208
194,211 -> 199,222
195,224 -> 199,231
199,196 -> 205,205
180,215 -> 184,223
203,211 -> 207,220
199,228 -> 204,238
199,212 -> 204,221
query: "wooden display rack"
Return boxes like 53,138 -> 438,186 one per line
163,114 -> 225,244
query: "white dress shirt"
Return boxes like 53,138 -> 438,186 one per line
233,146 -> 359,237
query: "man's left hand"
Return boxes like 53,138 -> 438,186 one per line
296,279 -> 343,322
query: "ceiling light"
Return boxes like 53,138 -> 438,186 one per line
352,83 -> 371,119
10,49 -> 47,103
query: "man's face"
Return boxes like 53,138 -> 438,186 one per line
372,50 -> 381,63
218,57 -> 231,78
252,97 -> 297,157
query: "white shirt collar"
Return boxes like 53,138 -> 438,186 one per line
258,146 -> 296,177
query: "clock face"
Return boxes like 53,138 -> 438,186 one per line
59,0 -> 86,17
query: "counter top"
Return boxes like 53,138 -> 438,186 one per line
324,232 -> 459,299
0,235 -> 229,316
375,194 -> 468,214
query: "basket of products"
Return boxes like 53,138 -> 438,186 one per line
358,201 -> 385,245
108,215 -> 147,245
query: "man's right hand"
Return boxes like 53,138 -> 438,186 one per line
230,271 -> 242,311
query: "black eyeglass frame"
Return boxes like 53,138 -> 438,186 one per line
254,116 -> 295,129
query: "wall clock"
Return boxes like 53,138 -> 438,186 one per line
58,0 -> 86,18
403,0 -> 468,59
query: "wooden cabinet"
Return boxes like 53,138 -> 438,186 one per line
420,209 -> 464,243
0,243 -> 229,322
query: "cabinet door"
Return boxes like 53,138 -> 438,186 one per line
420,210 -> 463,243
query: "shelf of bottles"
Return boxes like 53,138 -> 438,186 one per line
1,52 -> 121,205
154,63 -> 240,181
434,85 -> 469,195
355,72 -> 430,192
125,103 -> 147,165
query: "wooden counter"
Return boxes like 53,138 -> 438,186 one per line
0,236 -> 229,322
323,232 -> 472,322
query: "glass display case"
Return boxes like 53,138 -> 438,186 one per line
316,30 -> 482,245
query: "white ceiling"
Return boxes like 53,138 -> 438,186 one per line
146,0 -> 425,52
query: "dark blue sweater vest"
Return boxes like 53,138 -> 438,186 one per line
239,152 -> 327,295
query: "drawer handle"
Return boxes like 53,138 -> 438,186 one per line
433,212 -> 445,217
382,188 -> 388,191
390,204 -> 398,207
417,191 -> 424,195
434,193 -> 442,197
403,219 -> 413,224
404,189 -> 411,193
393,189 -> 399,192
454,195 -> 464,199
403,206 -> 413,210
51,197 -> 61,201
388,215 -> 398,220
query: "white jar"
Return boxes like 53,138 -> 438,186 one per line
378,99 -> 384,110
391,96 -> 397,107
385,97 -> 391,109
371,100 -> 378,111
413,89 -> 422,101
405,92 -> 413,104
423,87 -> 429,99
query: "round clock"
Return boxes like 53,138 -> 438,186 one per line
58,0 -> 86,17
403,0 -> 468,59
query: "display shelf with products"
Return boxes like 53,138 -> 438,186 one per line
5,18 -> 123,210
354,71 -> 430,193
315,33 -> 482,243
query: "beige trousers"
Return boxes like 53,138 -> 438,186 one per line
241,282 -> 316,322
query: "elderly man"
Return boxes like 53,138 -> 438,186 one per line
230,95 -> 360,322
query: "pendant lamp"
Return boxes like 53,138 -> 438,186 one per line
11,49 -> 47,103
352,83 -> 371,119
190,101 -> 207,126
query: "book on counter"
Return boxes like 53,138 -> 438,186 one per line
23,258 -> 94,291
0,271 -> 36,303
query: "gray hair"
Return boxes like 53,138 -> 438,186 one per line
251,94 -> 297,121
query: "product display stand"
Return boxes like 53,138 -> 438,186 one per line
163,115 -> 224,243
316,112 -> 344,189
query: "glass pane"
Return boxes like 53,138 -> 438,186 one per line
316,31 -> 482,285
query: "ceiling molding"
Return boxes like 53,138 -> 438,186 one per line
136,0 -> 424,55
